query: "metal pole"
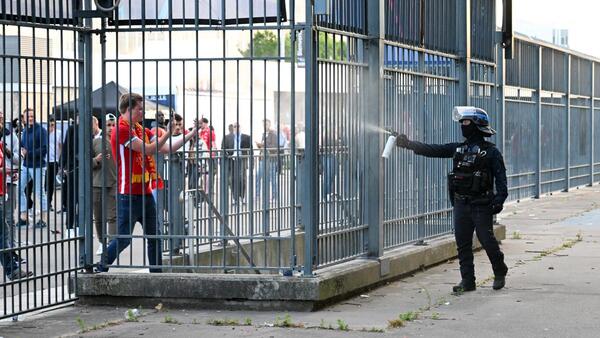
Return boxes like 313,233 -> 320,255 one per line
364,0 -> 384,258
590,63 -> 595,186
496,37 -> 506,156
535,46 -> 542,198
566,55 -> 571,192
457,0 -> 471,107
78,0 -> 94,272
416,48 -> 426,245
301,1 -> 317,276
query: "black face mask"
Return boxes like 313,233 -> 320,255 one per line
461,123 -> 478,139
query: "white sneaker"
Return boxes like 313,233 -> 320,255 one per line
95,246 -> 103,255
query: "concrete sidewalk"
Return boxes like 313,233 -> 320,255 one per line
2,186 -> 599,338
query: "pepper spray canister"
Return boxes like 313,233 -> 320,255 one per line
382,131 -> 398,159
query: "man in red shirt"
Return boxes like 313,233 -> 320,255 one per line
97,93 -> 197,272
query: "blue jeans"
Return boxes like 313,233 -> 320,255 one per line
256,159 -> 278,201
0,200 -> 19,277
321,155 -> 338,198
99,194 -> 162,272
19,166 -> 47,213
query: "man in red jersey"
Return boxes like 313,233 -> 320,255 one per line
97,93 -> 197,272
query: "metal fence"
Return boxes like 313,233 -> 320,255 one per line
0,0 -> 83,319
2,0 -> 600,320
503,37 -> 600,200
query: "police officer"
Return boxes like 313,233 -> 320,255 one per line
396,107 -> 508,292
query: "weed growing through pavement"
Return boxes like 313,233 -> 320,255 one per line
76,317 -> 121,333
125,309 -> 139,322
533,235 -> 584,260
511,231 -> 522,239
76,317 -> 87,332
336,319 -> 349,331
274,314 -> 304,328
206,318 -> 239,326
399,311 -> 418,321
162,315 -> 179,324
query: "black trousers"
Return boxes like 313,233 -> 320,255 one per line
65,170 -> 78,229
453,198 -> 508,283
227,158 -> 247,202
45,162 -> 59,208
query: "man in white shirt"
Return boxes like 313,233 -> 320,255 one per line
46,117 -> 63,211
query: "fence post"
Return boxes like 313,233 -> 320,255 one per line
301,1 -> 317,276
590,63 -> 595,186
565,55 -> 571,192
496,39 -> 506,157
535,46 -> 542,198
363,0 -> 384,258
456,0 -> 471,107
78,0 -> 94,272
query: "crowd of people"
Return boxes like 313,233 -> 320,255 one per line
0,92 -> 330,275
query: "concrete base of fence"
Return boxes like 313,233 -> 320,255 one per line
76,225 -> 505,311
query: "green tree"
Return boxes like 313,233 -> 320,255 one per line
239,30 -> 348,62
238,31 -> 279,58
284,31 -> 348,62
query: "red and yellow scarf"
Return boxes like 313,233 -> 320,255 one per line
121,118 -> 164,190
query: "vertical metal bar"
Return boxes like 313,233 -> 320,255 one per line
364,0 -> 383,258
416,51 -> 425,244
590,63 -> 595,186
301,1 -> 317,276
535,46 -> 542,198
496,42 -> 506,163
78,0 -> 93,271
566,54 -> 571,191
457,0 -> 471,106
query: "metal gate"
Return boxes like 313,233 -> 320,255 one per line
1,1 -> 86,319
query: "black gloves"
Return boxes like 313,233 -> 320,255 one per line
396,134 -> 410,148
491,204 -> 503,215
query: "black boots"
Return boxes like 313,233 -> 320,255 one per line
452,280 -> 476,293
493,275 -> 506,290
452,276 -> 505,293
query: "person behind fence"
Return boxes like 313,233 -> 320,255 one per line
321,133 -> 341,200
160,113 -> 198,254
62,115 -> 79,237
256,119 -> 281,202
97,93 -> 197,272
0,141 -> 33,281
222,122 -> 251,205
17,108 -> 48,229
16,112 -> 34,213
46,116 -> 63,212
188,117 -> 216,198
0,111 -> 21,229
91,115 -> 117,256
395,107 -> 508,292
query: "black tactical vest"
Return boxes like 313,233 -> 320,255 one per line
448,142 -> 493,200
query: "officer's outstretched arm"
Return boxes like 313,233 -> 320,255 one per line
396,134 -> 459,158
491,147 -> 508,206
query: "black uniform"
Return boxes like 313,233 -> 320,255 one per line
403,133 -> 508,285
